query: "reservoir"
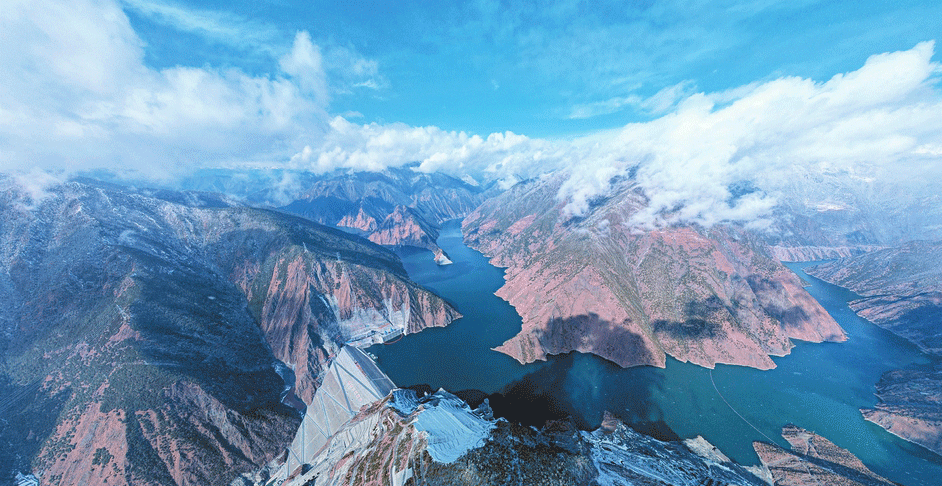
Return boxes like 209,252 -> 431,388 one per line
369,220 -> 942,485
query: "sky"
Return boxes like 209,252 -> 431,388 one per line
2,0 -> 942,228
119,0 -> 942,137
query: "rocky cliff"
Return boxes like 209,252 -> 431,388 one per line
281,166 -> 490,254
239,381 -> 895,486
754,425 -> 896,486
759,173 -> 942,261
769,245 -> 884,262
0,178 -> 458,486
241,388 -> 769,486
806,241 -> 942,355
859,368 -> 942,458
462,173 -> 845,370
365,205 -> 441,250
805,241 -> 942,460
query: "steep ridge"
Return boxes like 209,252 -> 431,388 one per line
806,241 -> 942,457
759,173 -> 942,261
241,389 -> 769,486
806,241 -> 942,355
463,173 -> 845,370
281,166 -> 489,254
365,205 -> 441,250
859,368 -> 942,458
0,178 -> 458,486
754,425 -> 896,486
237,352 -> 893,486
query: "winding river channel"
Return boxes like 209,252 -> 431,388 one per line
369,220 -> 942,485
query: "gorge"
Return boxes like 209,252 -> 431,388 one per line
369,220 -> 942,486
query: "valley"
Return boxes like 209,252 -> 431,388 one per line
0,179 -> 457,485
5,2 -> 942,484
2,173 -> 940,486
370,220 -> 942,486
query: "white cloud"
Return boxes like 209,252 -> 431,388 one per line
279,31 -> 329,106
286,42 -> 942,231
121,0 -> 280,53
123,0 -> 386,96
556,41 -> 942,228
324,46 -> 387,93
289,117 -> 568,185
0,0 -> 329,180
0,169 -> 67,210
2,0 -> 940,237
639,81 -> 696,115
569,96 -> 642,119
568,81 -> 695,119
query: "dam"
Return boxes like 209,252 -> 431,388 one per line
275,346 -> 396,481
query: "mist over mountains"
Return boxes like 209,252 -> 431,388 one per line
3,1 -> 942,484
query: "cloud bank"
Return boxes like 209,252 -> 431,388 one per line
287,42 -> 942,230
0,0 -> 375,181
1,0 -> 940,232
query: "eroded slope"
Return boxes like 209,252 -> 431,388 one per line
463,174 -> 844,370
0,179 -> 457,486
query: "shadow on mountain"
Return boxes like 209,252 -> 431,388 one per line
534,313 -> 657,367
893,300 -> 942,353
652,296 -> 726,340
125,240 -> 287,413
0,377 -> 69,481
745,275 -> 813,329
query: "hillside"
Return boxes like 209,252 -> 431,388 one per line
0,178 -> 458,485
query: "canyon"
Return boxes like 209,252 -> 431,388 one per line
463,173 -> 846,371
807,241 -> 942,458
279,167 -> 491,255
3,170 -> 940,485
0,178 -> 457,485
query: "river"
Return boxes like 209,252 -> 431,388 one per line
369,220 -> 942,485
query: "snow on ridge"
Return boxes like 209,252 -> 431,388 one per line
391,388 -> 495,464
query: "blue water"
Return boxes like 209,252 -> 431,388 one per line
369,220 -> 942,485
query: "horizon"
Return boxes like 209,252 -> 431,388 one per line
3,0 -> 942,231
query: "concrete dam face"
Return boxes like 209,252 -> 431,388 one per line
280,346 -> 396,480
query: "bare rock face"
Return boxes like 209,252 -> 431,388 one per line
463,174 -> 844,370
252,389 -> 767,486
806,240 -> 942,355
433,248 -> 453,266
754,425 -> 896,486
249,385 -> 888,486
805,241 -> 942,461
759,177 -> 942,262
280,166 -> 489,254
769,245 -> 884,262
0,178 -> 458,486
860,368 -> 942,458
366,205 -> 440,251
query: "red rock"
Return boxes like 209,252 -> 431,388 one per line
0,180 -> 459,486
464,174 -> 844,370
754,425 -> 895,486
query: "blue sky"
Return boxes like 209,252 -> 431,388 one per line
2,0 -> 942,229
122,0 -> 941,137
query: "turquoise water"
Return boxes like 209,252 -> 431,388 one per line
369,220 -> 942,485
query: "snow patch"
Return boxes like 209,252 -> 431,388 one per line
391,389 -> 495,464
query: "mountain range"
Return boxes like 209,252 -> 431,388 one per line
0,178 -> 457,485
807,241 -> 942,458
462,172 -> 846,370
3,166 -> 939,485
170,167 -> 490,258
